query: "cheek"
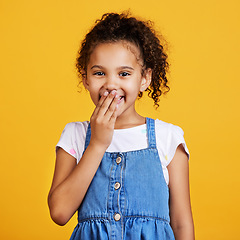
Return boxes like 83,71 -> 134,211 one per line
124,79 -> 142,93
88,88 -> 99,105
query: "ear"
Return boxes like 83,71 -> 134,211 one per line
140,68 -> 152,92
81,70 -> 89,90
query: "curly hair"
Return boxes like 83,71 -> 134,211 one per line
76,12 -> 170,108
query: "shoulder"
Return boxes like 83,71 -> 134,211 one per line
62,121 -> 89,133
155,119 -> 184,137
60,121 -> 89,140
56,121 -> 89,162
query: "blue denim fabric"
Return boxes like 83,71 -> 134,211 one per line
70,118 -> 175,240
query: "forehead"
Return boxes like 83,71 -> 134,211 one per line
88,41 -> 143,68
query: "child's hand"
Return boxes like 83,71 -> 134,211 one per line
89,90 -> 119,150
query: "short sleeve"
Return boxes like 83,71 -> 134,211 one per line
155,119 -> 189,167
166,124 -> 189,166
56,122 -> 88,163
155,119 -> 190,185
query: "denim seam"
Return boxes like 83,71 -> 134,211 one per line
78,217 -> 109,223
154,150 -> 170,189
124,215 -> 169,223
120,155 -> 125,240
107,160 -> 114,219
123,157 -> 127,240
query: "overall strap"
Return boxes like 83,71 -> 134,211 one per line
146,117 -> 157,148
84,122 -> 91,151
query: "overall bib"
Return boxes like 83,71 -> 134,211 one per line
70,118 -> 175,240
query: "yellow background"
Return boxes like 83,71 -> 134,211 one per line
0,0 -> 239,239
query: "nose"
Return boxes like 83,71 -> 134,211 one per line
103,75 -> 118,92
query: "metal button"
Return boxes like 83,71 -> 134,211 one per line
116,156 -> 122,164
114,182 -> 121,190
114,213 -> 121,221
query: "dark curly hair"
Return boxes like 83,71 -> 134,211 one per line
76,12 -> 170,108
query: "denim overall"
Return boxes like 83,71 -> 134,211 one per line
70,118 -> 175,240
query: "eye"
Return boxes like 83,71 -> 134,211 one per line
93,71 -> 105,76
119,72 -> 130,77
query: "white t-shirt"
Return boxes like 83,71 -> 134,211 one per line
56,119 -> 189,185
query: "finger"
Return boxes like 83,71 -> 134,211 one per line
104,95 -> 119,121
109,103 -> 119,126
97,90 -> 117,116
91,91 -> 109,117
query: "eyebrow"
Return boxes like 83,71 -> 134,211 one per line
90,65 -> 104,69
90,65 -> 134,71
118,66 -> 134,71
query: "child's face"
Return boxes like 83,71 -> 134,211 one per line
83,41 -> 151,118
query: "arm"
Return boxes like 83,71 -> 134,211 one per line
167,144 -> 195,240
48,91 -> 119,226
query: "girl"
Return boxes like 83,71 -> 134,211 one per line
48,12 -> 194,240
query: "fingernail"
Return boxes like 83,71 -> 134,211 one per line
111,90 -> 117,95
103,91 -> 109,96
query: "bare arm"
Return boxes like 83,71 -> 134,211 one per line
168,144 -> 195,240
48,91 -> 119,226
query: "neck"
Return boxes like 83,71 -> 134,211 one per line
114,111 -> 146,129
